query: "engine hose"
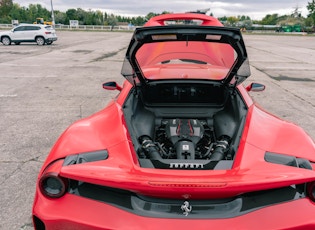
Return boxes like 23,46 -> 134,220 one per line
209,137 -> 230,161
139,135 -> 162,160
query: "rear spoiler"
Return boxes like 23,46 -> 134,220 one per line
144,13 -> 223,27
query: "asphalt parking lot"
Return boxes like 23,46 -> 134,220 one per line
0,31 -> 315,229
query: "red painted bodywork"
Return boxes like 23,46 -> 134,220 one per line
35,82 -> 315,199
32,13 -> 315,229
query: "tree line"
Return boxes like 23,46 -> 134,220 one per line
0,1 -> 169,26
1,0 -> 315,27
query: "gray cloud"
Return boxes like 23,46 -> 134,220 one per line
14,0 -> 310,19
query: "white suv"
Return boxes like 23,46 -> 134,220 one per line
0,24 -> 58,46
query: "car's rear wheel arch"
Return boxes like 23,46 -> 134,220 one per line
35,36 -> 45,46
1,36 -> 11,45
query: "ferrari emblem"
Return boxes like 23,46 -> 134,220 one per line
181,201 -> 192,216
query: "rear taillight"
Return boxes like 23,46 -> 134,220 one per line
39,172 -> 68,198
307,181 -> 315,202
45,31 -> 51,34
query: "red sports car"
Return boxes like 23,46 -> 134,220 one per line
32,13 -> 315,230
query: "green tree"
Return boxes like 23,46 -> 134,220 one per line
261,14 -> 278,25
238,15 -> 251,21
76,8 -> 86,24
0,0 -> 13,22
8,3 -> 21,20
105,14 -> 117,30
226,16 -> 239,26
66,8 -> 78,21
0,0 -> 13,16
304,16 -> 314,26
95,10 -> 104,25
218,16 -> 227,22
54,10 -> 67,24
132,16 -> 146,26
145,12 -> 160,21
307,0 -> 315,25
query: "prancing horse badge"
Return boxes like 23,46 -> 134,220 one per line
181,201 -> 192,216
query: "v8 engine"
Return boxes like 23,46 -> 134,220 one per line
139,118 -> 231,164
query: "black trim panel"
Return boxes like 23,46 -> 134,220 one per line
69,181 -> 305,219
63,150 -> 108,166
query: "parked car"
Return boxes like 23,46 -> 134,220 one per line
32,13 -> 315,229
0,23 -> 57,46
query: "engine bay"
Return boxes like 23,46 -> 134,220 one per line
123,83 -> 247,170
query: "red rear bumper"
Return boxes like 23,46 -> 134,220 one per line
33,191 -> 315,230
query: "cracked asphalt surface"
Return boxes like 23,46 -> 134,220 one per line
0,31 -> 314,229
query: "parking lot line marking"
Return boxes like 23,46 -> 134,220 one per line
0,94 -> 17,97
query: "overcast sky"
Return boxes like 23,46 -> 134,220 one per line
14,0 -> 310,20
